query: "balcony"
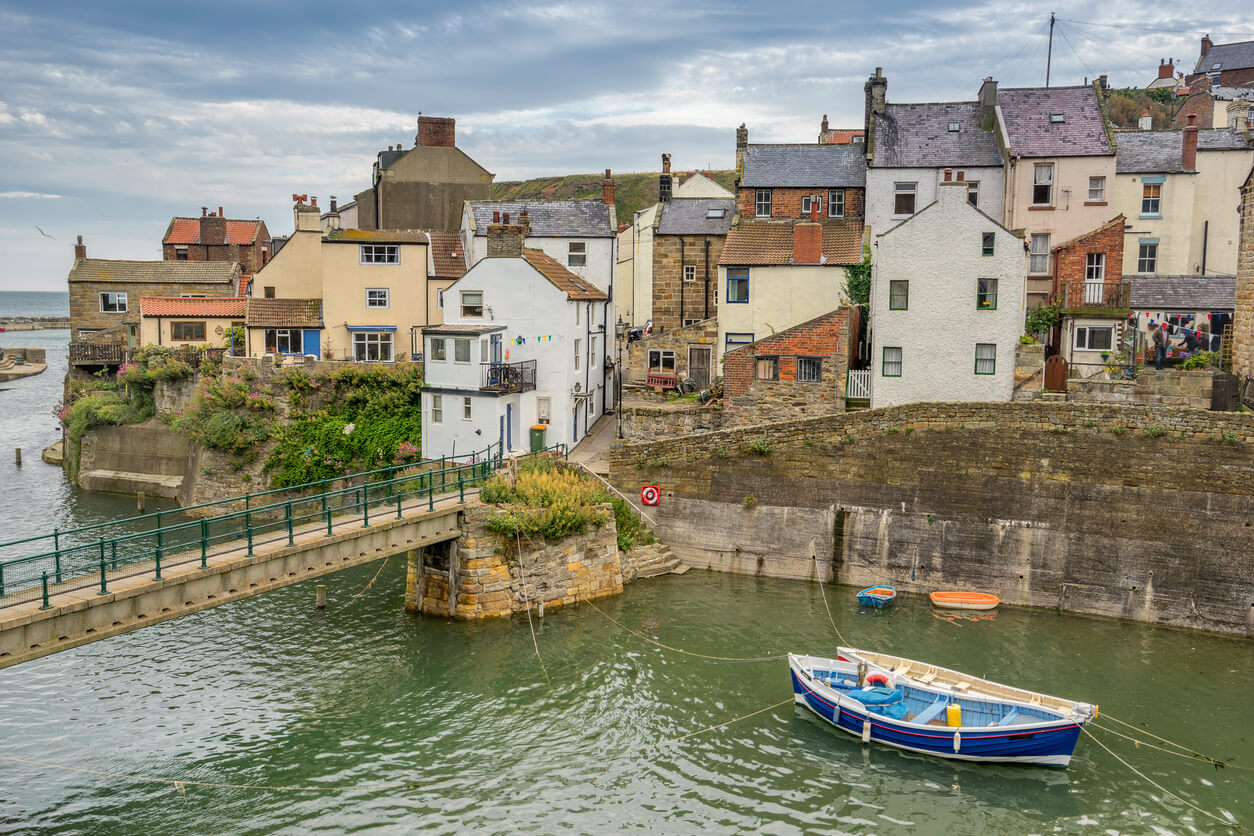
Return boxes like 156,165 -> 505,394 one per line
68,342 -> 128,366
481,360 -> 536,394
1058,280 -> 1131,311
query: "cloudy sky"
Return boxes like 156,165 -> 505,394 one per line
1,0 -> 1251,291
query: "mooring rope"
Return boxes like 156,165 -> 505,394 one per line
1079,726 -> 1246,832
583,599 -> 786,663
812,553 -> 850,648
614,698 -> 795,757
1089,718 -> 1251,772
329,554 -> 391,614
516,529 -> 551,688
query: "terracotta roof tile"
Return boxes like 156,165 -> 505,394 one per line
236,274 -> 252,297
245,298 -> 323,328
426,230 -> 467,278
162,217 -> 263,245
522,249 -> 607,301
820,129 -> 864,144
719,219 -> 863,266
140,296 -> 247,317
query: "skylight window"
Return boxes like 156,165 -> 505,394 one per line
1049,113 -> 1065,123
1212,62 -> 1222,70
948,122 -> 961,132
706,208 -> 726,218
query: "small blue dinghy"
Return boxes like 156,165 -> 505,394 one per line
857,585 -> 896,608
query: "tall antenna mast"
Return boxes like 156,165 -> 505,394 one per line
1046,12 -> 1055,87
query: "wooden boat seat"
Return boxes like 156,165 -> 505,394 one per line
996,708 -> 1021,726
912,697 -> 949,726
954,682 -> 971,692
892,664 -> 912,676
918,668 -> 938,684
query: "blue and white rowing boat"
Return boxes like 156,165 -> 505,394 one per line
856,585 -> 896,608
789,648 -> 1096,767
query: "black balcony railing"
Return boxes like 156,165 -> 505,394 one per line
1058,280 -> 1131,309
482,360 -> 537,394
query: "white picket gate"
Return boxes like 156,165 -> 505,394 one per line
846,369 -> 871,400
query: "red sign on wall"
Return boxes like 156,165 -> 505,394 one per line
641,485 -> 661,506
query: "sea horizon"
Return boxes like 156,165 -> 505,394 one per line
0,290 -> 70,318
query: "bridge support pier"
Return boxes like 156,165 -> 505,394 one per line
404,548 -> 425,612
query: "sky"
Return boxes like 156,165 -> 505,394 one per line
0,0 -> 1251,291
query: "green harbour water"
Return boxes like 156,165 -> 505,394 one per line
1,316 -> 1251,834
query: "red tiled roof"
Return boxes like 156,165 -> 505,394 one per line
140,296 -> 247,317
163,217 -> 263,245
719,219 -> 864,266
236,274 -> 252,297
522,249 -> 607,301
426,230 -> 467,278
820,128 -> 864,144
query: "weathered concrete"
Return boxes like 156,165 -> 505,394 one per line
0,500 -> 464,670
77,420 -> 191,498
610,401 -> 1254,636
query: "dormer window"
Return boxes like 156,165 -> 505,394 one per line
1049,113 -> 1065,124
948,122 -> 960,132
706,208 -> 725,219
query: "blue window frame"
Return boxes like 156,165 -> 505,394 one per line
725,332 -> 754,350
726,268 -> 749,304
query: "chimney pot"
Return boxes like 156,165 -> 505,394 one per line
74,235 -> 86,260
503,212 -> 510,224
661,153 -> 671,174
493,210 -> 500,223
218,206 -> 223,218
330,196 -> 337,212
201,206 -> 208,217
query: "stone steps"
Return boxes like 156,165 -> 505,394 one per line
635,548 -> 685,578
78,469 -> 184,498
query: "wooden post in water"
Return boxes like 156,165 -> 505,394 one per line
315,584 -> 327,609
14,448 -> 20,467
136,491 -> 145,513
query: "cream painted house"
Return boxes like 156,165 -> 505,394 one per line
138,297 -> 245,349
715,218 -> 863,365
871,181 -> 1026,408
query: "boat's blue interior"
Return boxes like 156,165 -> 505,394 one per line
808,664 -> 1063,728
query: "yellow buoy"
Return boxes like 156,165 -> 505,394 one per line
946,703 -> 962,727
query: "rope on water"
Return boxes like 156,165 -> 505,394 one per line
1089,719 -> 1251,772
583,599 -> 786,663
812,553 -> 850,648
1079,726 -> 1246,833
329,554 -> 391,614
516,529 -> 551,688
0,754 -> 418,794
614,698 -> 795,758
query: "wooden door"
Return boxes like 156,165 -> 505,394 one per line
1044,355 -> 1068,392
688,347 -> 711,388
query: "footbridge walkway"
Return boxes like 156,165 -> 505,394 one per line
0,443 -> 563,670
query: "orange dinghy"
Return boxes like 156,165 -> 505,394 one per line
929,591 -> 1001,611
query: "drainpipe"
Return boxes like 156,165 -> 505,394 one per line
1201,220 -> 1209,275
679,237 -> 686,328
704,238 -> 711,320
157,317 -> 162,345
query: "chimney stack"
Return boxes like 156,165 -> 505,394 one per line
978,76 -> 998,130
201,206 -> 208,217
416,115 -> 456,147
330,196 -> 338,213
1201,34 -> 1213,57
201,212 -> 227,245
602,168 -> 615,206
518,208 -> 530,236
1139,109 -> 1153,131
1158,58 -> 1174,80
944,168 -> 952,182
1183,113 -> 1199,170
486,222 -> 525,258
793,219 -> 822,265
864,68 -> 888,138
660,153 -> 673,202
74,234 -> 86,260
493,210 -> 500,223
662,153 -> 671,174
735,124 -> 748,174
821,113 -> 829,138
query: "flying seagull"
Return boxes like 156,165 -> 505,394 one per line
35,226 -> 54,239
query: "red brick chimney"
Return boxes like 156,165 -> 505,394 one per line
201,206 -> 208,217
74,234 -> 86,260
793,220 -> 822,265
201,213 -> 226,246
417,115 -> 456,147
1158,58 -> 1174,79
943,168 -> 953,182
1183,113 -> 1199,170
1201,35 -> 1213,57
602,168 -> 615,205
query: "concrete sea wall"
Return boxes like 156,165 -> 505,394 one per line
610,402 -> 1254,636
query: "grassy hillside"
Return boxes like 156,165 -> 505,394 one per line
1106,87 -> 1181,130
491,170 -> 738,227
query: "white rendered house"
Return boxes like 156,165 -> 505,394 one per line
870,179 -> 1026,408
421,233 -> 609,458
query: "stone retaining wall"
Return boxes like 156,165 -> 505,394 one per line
620,401 -> 723,443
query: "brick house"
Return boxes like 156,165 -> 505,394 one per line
66,235 -> 240,365
649,196 -> 735,334
734,129 -> 866,223
721,308 -> 858,424
1175,37 -> 1254,129
818,114 -> 864,145
1050,215 -> 1131,369
162,208 -> 271,273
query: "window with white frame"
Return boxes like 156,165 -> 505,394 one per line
537,397 -> 551,424
454,338 -> 471,363
480,339 -> 489,362
797,357 -> 822,382
430,337 -> 447,361
755,189 -> 772,217
1085,252 -> 1105,281
575,303 -> 580,325
360,244 -> 399,264
431,394 -> 443,423
366,288 -> 390,308
99,292 -> 128,313
967,181 -> 979,206
1074,326 -> 1113,351
1029,233 -> 1051,274
683,265 -> 696,282
800,195 -> 821,216
462,396 -> 472,420
974,343 -> 996,375
437,289 -> 444,309
648,349 -> 676,373
1137,241 -> 1158,274
894,182 -> 917,215
264,329 -> 302,354
1142,182 -> 1162,215
353,331 -> 393,362
882,346 -> 902,377
174,246 -> 188,260
828,188 -> 846,217
1088,176 -> 1106,202
461,291 -> 483,318
568,242 -> 586,267
574,338 -> 581,371
1032,163 -> 1053,205
587,398 -> 595,419
755,356 -> 779,380
682,318 -> 700,326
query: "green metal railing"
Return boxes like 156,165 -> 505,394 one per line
0,441 -> 568,610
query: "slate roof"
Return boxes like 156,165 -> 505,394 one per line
656,198 -> 736,236
521,249 -> 607,301
1116,129 -> 1253,172
997,86 -> 1113,157
872,102 -> 1002,168
1130,275 -> 1236,311
719,219 -> 863,266
163,218 -> 263,245
470,200 -> 614,237
1214,86 -> 1254,101
245,298 -> 323,328
1194,41 -> 1254,73
739,144 -> 866,188
140,297 -> 247,317
322,229 -> 429,244
426,230 -> 467,278
68,259 -> 239,285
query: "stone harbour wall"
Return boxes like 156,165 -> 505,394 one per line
609,401 -> 1254,635
620,401 -> 723,443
